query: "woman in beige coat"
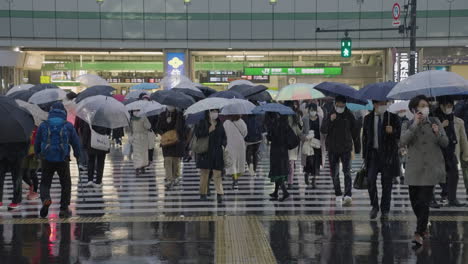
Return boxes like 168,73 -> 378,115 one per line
128,110 -> 151,175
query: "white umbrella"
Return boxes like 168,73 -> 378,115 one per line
6,84 -> 34,96
28,88 -> 67,105
184,98 -> 232,116
125,90 -> 149,100
160,75 -> 193,89
220,99 -> 256,115
228,80 -> 254,89
76,74 -> 108,87
387,70 -> 468,100
76,95 -> 130,129
389,100 -> 413,119
15,100 -> 48,126
125,100 -> 165,116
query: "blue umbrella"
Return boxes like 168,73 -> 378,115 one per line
315,82 -> 366,105
209,91 -> 245,99
252,103 -> 295,115
196,85 -> 217,97
346,101 -> 373,112
130,83 -> 160,90
150,90 -> 195,109
357,82 -> 397,101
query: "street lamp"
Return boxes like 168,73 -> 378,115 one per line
269,0 -> 277,5
96,0 -> 104,5
184,0 -> 191,5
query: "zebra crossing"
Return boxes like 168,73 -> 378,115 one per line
1,146 -> 468,218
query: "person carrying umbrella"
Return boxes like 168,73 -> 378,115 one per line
128,109 -> 152,175
80,123 -> 111,188
35,102 -> 81,218
223,114 -> 248,190
284,101 -> 303,189
321,95 -> 361,206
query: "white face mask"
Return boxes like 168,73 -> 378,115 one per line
398,112 -> 406,118
335,106 -> 345,114
167,106 -> 176,112
443,107 -> 453,115
376,105 -> 388,115
309,111 -> 317,117
210,112 -> 219,120
417,107 -> 430,117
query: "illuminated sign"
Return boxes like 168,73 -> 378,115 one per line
166,52 -> 186,77
394,52 -> 418,82
244,67 -> 342,76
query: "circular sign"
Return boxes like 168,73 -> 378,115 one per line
393,3 -> 401,20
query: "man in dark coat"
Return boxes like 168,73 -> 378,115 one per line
362,100 -> 401,220
0,142 -> 29,210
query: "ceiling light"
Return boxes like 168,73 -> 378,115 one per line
246,55 -> 265,58
226,55 -> 245,58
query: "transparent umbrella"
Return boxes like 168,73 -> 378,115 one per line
76,74 -> 108,87
220,99 -> 256,115
125,90 -> 149,100
6,84 -> 34,96
75,95 -> 130,129
126,100 -> 166,117
184,97 -> 232,116
16,100 -> 48,126
28,88 -> 67,105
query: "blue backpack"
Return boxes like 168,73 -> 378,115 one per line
40,118 -> 70,162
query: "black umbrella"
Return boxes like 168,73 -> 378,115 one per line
196,86 -> 217,97
150,90 -> 195,109
0,96 -> 35,143
230,84 -> 268,97
7,90 -> 36,102
209,90 -> 245,99
29,83 -> 59,93
172,88 -> 206,101
246,91 -> 272,102
123,98 -> 138,105
75,85 -> 116,103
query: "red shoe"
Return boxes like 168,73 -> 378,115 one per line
0,202 -> 3,207
8,203 -> 21,211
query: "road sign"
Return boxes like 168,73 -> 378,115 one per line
392,3 -> 401,26
341,37 -> 352,58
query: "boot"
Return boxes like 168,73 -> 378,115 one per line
269,182 -> 279,201
304,173 -> 310,185
279,183 -> 290,202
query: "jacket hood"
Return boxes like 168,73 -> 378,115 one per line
48,108 -> 67,120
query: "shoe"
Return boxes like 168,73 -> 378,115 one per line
40,199 -> 52,218
165,181 -> 174,190
311,177 -> 316,189
27,191 -> 39,200
412,233 -> 423,246
380,213 -> 389,221
200,195 -> 207,201
269,193 -> 278,201
86,181 -> 94,187
174,178 -> 181,186
343,196 -> 352,207
304,174 -> 310,185
335,196 -> 343,203
217,194 -> 223,204
279,192 -> 290,202
287,184 -> 293,190
232,180 -> 239,190
248,164 -> 255,177
59,208 -> 72,218
7,203 -> 21,211
393,177 -> 399,185
93,182 -> 103,188
448,200 -> 465,207
370,207 -> 379,219
0,202 -> 3,207
429,200 -> 440,209
440,197 -> 448,205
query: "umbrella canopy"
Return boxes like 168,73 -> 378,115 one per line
75,95 -> 130,129
6,84 -> 34,96
130,83 -> 160,90
160,75 -> 193,90
387,70 -> 468,100
246,91 -> 273,102
151,90 -> 195,109
228,79 -> 254,89
230,84 -> 268,97
266,90 -> 278,99
123,98 -> 138,105
29,84 -> 59,93
184,97 -> 232,116
220,99 -> 256,115
346,101 -> 373,112
28,88 -> 67,105
7,90 -> 36,102
75,85 -> 115,103
195,85 -> 217,97
113,94 -> 126,102
139,101 -> 166,117
276,83 -> 324,101
0,96 -> 35,143
209,90 -> 245,99
16,100 -> 48,126
315,82 -> 366,104
125,90 -> 149,100
76,74 -> 108,87
357,82 -> 398,101
172,87 -> 205,100
252,103 -> 295,115
389,101 -> 414,119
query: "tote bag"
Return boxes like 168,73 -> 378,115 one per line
91,129 -> 110,151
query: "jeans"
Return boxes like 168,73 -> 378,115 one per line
0,159 -> 23,204
79,145 -> 88,167
409,185 -> 434,235
88,152 -> 106,184
148,149 -> 154,163
22,169 -> 39,192
366,150 -> 394,213
40,160 -> 71,210
246,143 -> 260,171
329,151 -> 352,197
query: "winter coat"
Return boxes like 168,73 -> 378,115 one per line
321,107 -> 360,154
400,118 -> 449,186
224,119 -> 248,175
195,118 -> 227,171
267,117 -> 290,182
455,99 -> 468,137
156,111 -> 186,158
301,115 -> 326,167
243,115 -> 264,144
454,117 -> 468,163
362,111 -> 401,176
129,117 -> 151,169
288,113 -> 303,161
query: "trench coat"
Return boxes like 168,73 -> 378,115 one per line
129,117 -> 151,169
224,119 -> 248,175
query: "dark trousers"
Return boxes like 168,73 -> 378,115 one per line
440,155 -> 459,202
246,143 -> 260,171
0,159 -> 23,204
88,152 -> 106,184
367,150 -> 393,213
40,160 -> 71,210
22,169 -> 39,192
409,185 -> 434,235
148,149 -> 154,163
329,151 -> 352,197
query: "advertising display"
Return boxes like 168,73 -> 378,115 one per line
244,67 -> 342,76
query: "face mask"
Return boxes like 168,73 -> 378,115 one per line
417,107 -> 430,117
309,111 -> 317,117
377,105 -> 388,115
167,106 -> 176,112
210,112 -> 219,120
398,112 -> 406,118
443,107 -> 453,115
335,106 -> 345,114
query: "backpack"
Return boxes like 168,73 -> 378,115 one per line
40,119 -> 69,162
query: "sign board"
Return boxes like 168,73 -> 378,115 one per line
394,52 -> 418,82
165,52 -> 186,77
392,3 -> 401,26
244,67 -> 342,76
341,37 -> 352,58
40,76 -> 51,84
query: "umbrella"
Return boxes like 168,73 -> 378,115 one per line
252,103 -> 295,115
76,74 -> 108,87
123,98 -> 138,105
346,101 -> 373,112
6,84 -> 34,96
7,90 -> 36,102
194,84 -> 217,97
28,88 -> 67,105
185,112 -> 206,125
75,85 -> 116,103
220,99 -> 256,115
276,83 -> 324,101
315,82 -> 366,104
0,96 -> 35,143
184,97 -> 232,116
172,87 -> 205,100
130,83 -> 160,90
139,101 -> 166,117
75,95 -> 130,129
387,70 -> 468,100
266,90 -> 278,99
16,100 -> 48,126
228,80 -> 254,89
209,90 -> 245,99
160,75 -> 193,90
29,84 -> 59,93
113,94 -> 126,102
125,90 -> 149,100
230,84 -> 268,97
151,90 -> 195,109
246,91 -> 273,102
389,101 -> 414,119
357,82 -> 398,101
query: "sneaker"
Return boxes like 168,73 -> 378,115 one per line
40,199 -> 52,218
27,191 -> 39,200
343,196 -> 352,206
174,178 -> 181,186
429,200 -> 441,209
335,196 -> 343,204
59,208 -> 72,218
86,181 -> 94,187
93,182 -> 103,188
279,192 -> 290,202
200,195 -> 208,201
269,193 -> 279,201
7,203 -> 21,211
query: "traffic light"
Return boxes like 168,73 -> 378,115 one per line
341,37 -> 352,58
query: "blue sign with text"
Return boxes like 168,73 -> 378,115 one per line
166,52 -> 186,77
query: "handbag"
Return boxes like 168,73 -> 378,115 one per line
353,164 -> 368,190
91,129 -> 110,151
161,129 -> 179,147
192,135 -> 209,154
286,126 -> 300,150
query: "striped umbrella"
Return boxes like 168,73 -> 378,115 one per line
276,83 -> 325,101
